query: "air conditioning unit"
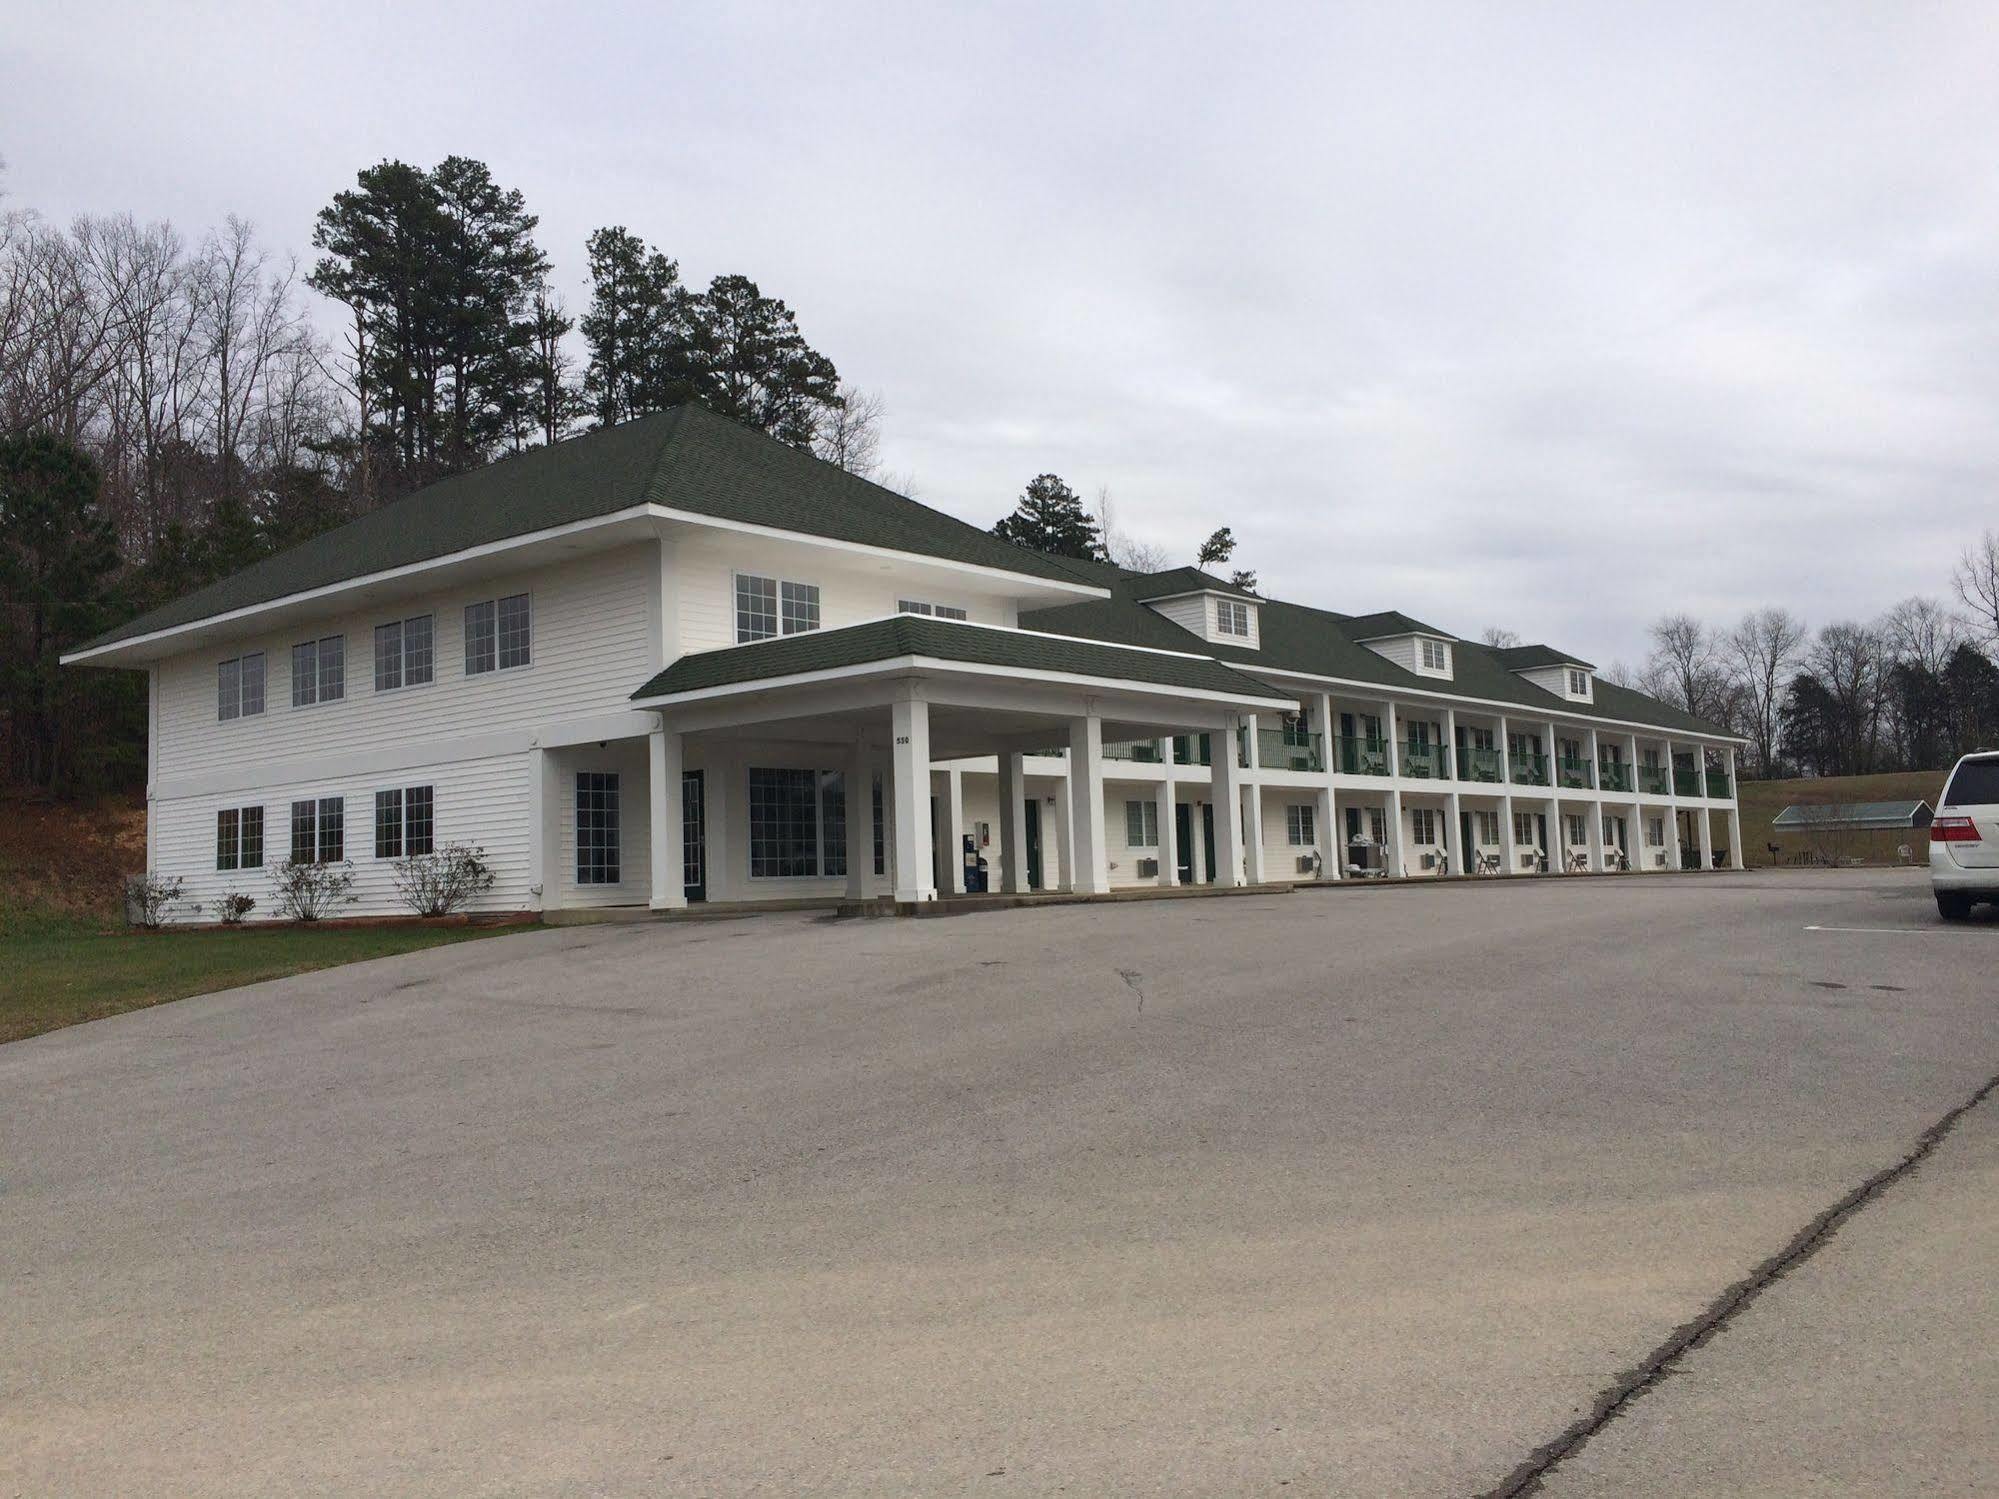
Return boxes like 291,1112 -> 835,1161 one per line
1296,853 -> 1319,874
1135,857 -> 1159,878
1519,851 -> 1539,870
1420,851 -> 1442,871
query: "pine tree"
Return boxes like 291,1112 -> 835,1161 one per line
991,474 -> 1106,560
579,227 -> 691,427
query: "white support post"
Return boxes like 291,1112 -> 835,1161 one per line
1444,706 -> 1459,785
1384,700 -> 1401,778
1317,783 -> 1337,881
1387,788 -> 1405,876
1663,736 -> 1681,868
1501,793 -> 1519,875
526,745 -> 554,911
1067,712 -> 1110,895
1243,712 -> 1260,770
998,751 -> 1028,894
1243,783 -> 1268,884
1696,788 -> 1716,872
1055,781 -> 1075,892
1586,726 -> 1601,792
1548,795 -> 1561,874
1497,713 -> 1513,788
944,767 -> 967,895
1586,789 -> 1604,874
1155,777 -> 1177,887
1446,790 -> 1463,875
648,725 -> 686,911
1726,747 -> 1744,869
1211,714 -> 1246,886
704,752 -> 731,899
891,693 -> 936,903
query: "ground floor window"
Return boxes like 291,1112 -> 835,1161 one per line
216,806 -> 264,871
374,785 -> 435,859
1512,810 -> 1539,847
1565,813 -> 1587,846
576,772 -> 621,884
290,797 -> 344,864
1410,807 -> 1439,845
1286,803 -> 1315,845
1472,809 -> 1499,845
748,766 -> 847,878
872,775 -> 885,877
1124,799 -> 1159,847
1646,816 -> 1666,847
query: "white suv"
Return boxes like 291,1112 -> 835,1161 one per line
1932,750 -> 1999,920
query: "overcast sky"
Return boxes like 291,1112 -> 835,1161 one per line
7,2 -> 1997,666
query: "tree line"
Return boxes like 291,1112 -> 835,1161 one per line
1603,532 -> 1999,780
0,155 -> 878,793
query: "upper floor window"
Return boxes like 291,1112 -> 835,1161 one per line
374,615 -> 435,692
1215,599 -> 1250,637
1567,667 -> 1590,695
898,599 -> 969,620
1419,637 -> 1449,671
736,574 -> 820,643
465,593 -> 531,675
217,652 -> 265,721
291,635 -> 345,708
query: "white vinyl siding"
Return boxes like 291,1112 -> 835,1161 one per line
154,548 -> 654,784
154,754 -> 532,922
1367,634 -> 1454,679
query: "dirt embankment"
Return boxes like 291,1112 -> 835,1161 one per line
0,793 -> 147,919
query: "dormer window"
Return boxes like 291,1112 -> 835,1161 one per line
1216,599 -> 1250,637
1420,638 -> 1449,671
1567,668 -> 1590,696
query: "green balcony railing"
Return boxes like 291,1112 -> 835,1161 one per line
1104,738 -> 1164,763
1511,753 -> 1549,786
1637,765 -> 1669,795
1556,757 -> 1593,790
1458,745 -> 1504,783
1705,768 -> 1732,799
1334,735 -> 1392,776
1247,727 -> 1324,772
1400,741 -> 1451,779
1172,733 -> 1212,766
1673,768 -> 1701,797
1599,761 -> 1633,793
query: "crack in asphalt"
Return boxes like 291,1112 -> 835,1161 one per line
1476,1065 -> 1999,1498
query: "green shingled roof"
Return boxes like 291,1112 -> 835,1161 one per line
1493,643 -> 1597,671
80,405 -> 1089,652
1128,566 -> 1257,602
1020,576 -> 1734,738
630,615 -> 1284,702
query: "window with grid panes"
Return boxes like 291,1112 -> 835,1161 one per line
575,772 -> 620,884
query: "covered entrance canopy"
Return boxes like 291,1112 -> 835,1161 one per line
629,614 -> 1296,906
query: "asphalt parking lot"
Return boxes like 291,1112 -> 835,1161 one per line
3,869 -> 1994,1496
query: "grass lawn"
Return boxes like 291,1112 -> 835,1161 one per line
1736,768 -> 1952,866
0,908 -> 525,1046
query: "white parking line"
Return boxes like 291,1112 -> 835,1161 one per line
1804,924 -> 1969,935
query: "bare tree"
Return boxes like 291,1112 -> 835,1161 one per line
1878,595 -> 1962,675
1954,529 -> 1999,645
813,383 -> 883,478
1480,626 -> 1521,648
1097,484 -> 1170,572
1640,613 -> 1739,726
195,217 -> 300,508
1726,607 -> 1807,778
1807,621 -> 1889,774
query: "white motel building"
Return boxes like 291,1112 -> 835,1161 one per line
65,406 -> 1746,921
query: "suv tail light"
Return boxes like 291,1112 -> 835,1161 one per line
1932,816 -> 1982,843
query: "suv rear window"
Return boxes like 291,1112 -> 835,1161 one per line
1943,757 -> 1999,807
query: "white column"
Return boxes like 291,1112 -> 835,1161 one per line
1384,700 -> 1401,777
1501,792 -> 1519,874
844,742 -> 871,900
1243,784 -> 1268,884
1548,795 -> 1561,874
1211,714 -> 1246,886
527,745 -> 557,911
944,767 -> 967,895
648,725 -> 686,910
1189,795 -> 1207,883
1155,777 -> 1177,887
998,751 -> 1028,894
891,693 -> 936,902
1386,788 -> 1405,876
1696,789 -> 1716,871
1444,706 -> 1459,785
1067,712 -> 1110,895
1243,712 -> 1260,770
1446,790 -> 1463,875
704,753 -> 731,899
1317,783 -> 1337,880
1054,779 -> 1075,891
1586,789 -> 1605,874
1586,726 -> 1601,792
1726,747 -> 1744,869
